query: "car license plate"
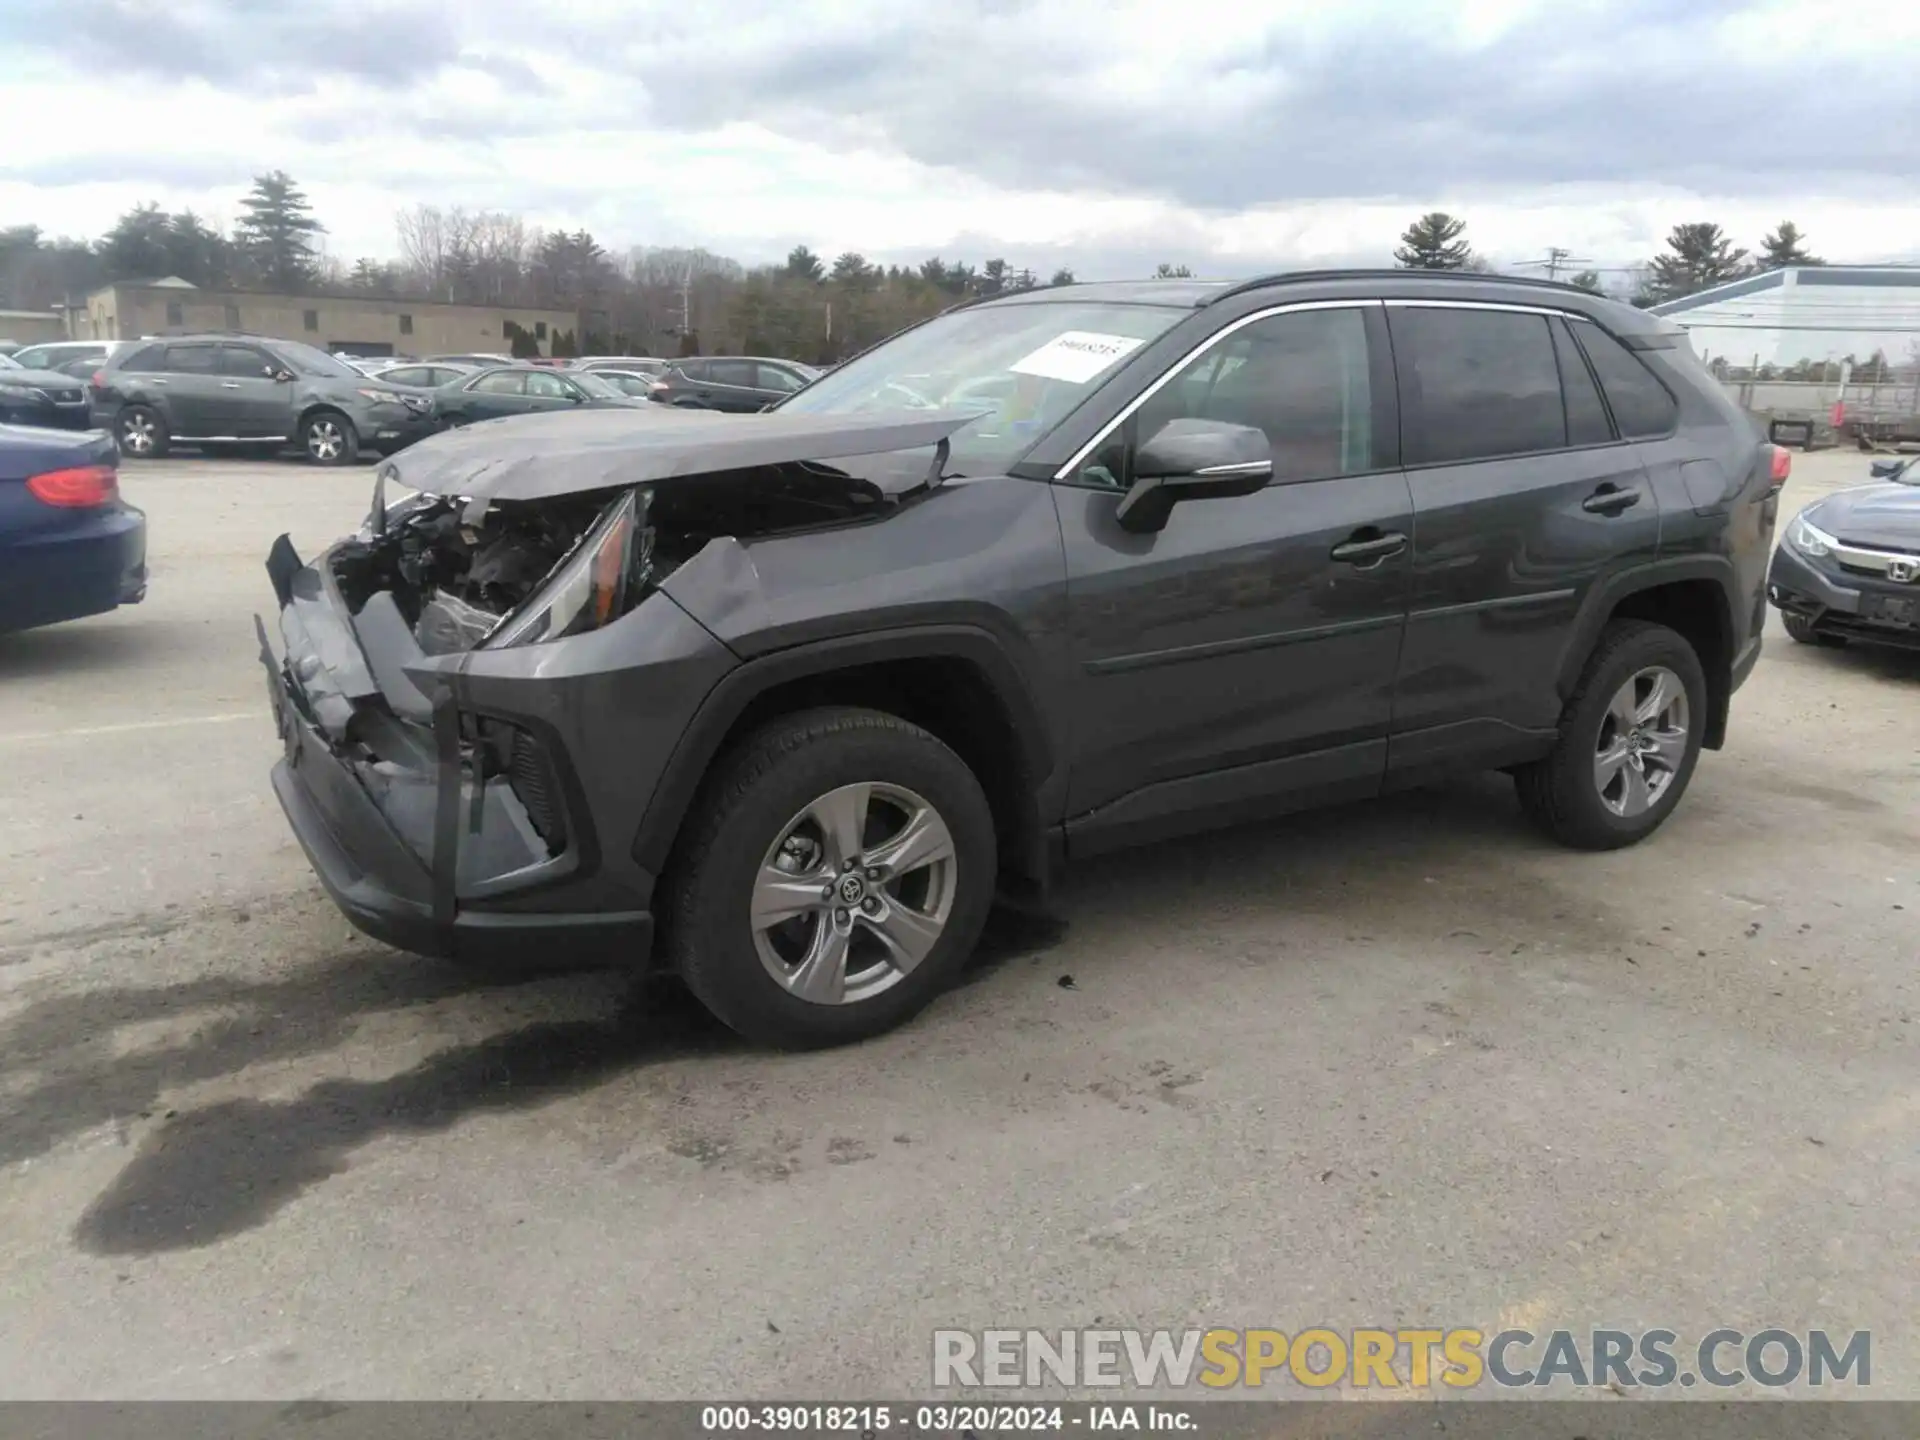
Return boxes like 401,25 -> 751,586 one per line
1863,593 -> 1918,628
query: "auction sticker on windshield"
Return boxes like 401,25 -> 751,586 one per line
1009,331 -> 1146,384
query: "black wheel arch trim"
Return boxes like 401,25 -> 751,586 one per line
630,623 -> 1059,882
1555,555 -> 1742,747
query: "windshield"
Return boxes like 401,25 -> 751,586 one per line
570,372 -> 623,399
775,301 -> 1188,471
271,339 -> 362,379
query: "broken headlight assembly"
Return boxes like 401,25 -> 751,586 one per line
483,489 -> 653,648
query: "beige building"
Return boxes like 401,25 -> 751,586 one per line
72,279 -> 582,359
0,308 -> 67,345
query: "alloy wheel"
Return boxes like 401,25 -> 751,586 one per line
120,412 -> 155,454
750,782 -> 958,1006
1593,666 -> 1689,818
307,418 -> 344,461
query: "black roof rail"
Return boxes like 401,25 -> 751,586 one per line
1204,268 -> 1590,306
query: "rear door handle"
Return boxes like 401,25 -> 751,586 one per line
220,381 -> 241,389
1582,485 -> 1642,515
1330,531 -> 1408,565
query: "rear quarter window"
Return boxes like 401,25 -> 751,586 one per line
1572,322 -> 1679,438
118,345 -> 167,373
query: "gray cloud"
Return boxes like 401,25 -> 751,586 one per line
6,0 -> 1916,225
6,0 -> 465,88
611,0 -> 1919,206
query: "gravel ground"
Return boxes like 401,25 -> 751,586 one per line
0,449 -> 1914,1401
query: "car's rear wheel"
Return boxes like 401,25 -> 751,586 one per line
1782,611 -> 1844,647
301,410 -> 358,466
662,706 -> 996,1048
116,405 -> 168,460
1513,619 -> 1707,850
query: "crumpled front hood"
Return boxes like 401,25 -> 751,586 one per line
372,405 -> 981,504
1807,482 -> 1920,547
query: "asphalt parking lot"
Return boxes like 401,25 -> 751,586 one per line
0,451 -> 1915,1401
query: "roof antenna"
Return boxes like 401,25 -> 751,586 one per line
925,435 -> 951,490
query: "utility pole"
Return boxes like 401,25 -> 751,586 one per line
678,264 -> 693,344
1514,246 -> 1591,283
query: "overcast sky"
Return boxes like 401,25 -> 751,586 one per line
4,0 -> 1918,279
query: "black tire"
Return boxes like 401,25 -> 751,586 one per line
1781,611 -> 1844,647
301,409 -> 359,466
116,404 -> 168,460
662,706 -> 997,1049
1513,619 -> 1708,851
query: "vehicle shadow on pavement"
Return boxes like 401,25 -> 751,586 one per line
0,621 -> 151,680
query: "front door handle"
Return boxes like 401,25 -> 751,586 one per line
1330,531 -> 1408,565
1582,485 -> 1642,515
220,381 -> 241,389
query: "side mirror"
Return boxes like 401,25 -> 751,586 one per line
1114,418 -> 1273,534
1868,458 -> 1902,478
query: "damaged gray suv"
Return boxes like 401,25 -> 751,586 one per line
261,271 -> 1778,1047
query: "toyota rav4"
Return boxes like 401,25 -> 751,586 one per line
258,271 -> 1781,1048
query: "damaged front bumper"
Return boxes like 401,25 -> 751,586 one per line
257,531 -> 735,966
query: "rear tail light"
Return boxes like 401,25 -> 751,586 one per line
1769,445 -> 1792,487
27,464 -> 119,508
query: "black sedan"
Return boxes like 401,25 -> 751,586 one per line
0,353 -> 93,431
0,424 -> 147,634
1768,454 -> 1920,650
431,366 -> 654,427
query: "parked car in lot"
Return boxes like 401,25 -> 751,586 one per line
368,362 -> 478,390
421,352 -> 513,367
9,339 -> 134,380
577,356 -> 669,376
0,353 -> 94,430
581,368 -> 659,398
1769,453 -> 1920,650
92,334 -> 437,464
429,365 -> 655,426
260,270 -> 1777,1048
1,423 -> 146,634
646,356 -> 820,411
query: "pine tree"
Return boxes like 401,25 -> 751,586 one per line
1568,270 -> 1602,293
1644,223 -> 1749,302
1153,262 -> 1195,278
1758,222 -> 1823,270
233,171 -> 325,292
1394,212 -> 1473,270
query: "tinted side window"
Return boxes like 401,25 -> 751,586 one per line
525,371 -> 570,398
472,371 -> 526,395
380,367 -> 425,386
217,345 -> 275,378
12,347 -> 53,369
119,345 -> 167,373
1078,306 -> 1374,490
757,364 -> 803,393
1393,308 -> 1565,465
1551,319 -> 1613,447
163,345 -> 217,374
709,360 -> 758,387
1572,322 -> 1679,438
675,360 -> 707,382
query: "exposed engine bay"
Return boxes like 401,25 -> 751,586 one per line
327,462 -> 889,655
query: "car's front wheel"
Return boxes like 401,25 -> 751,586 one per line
301,410 -> 359,465
663,707 -> 997,1048
1781,611 -> 1844,647
1513,619 -> 1707,850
